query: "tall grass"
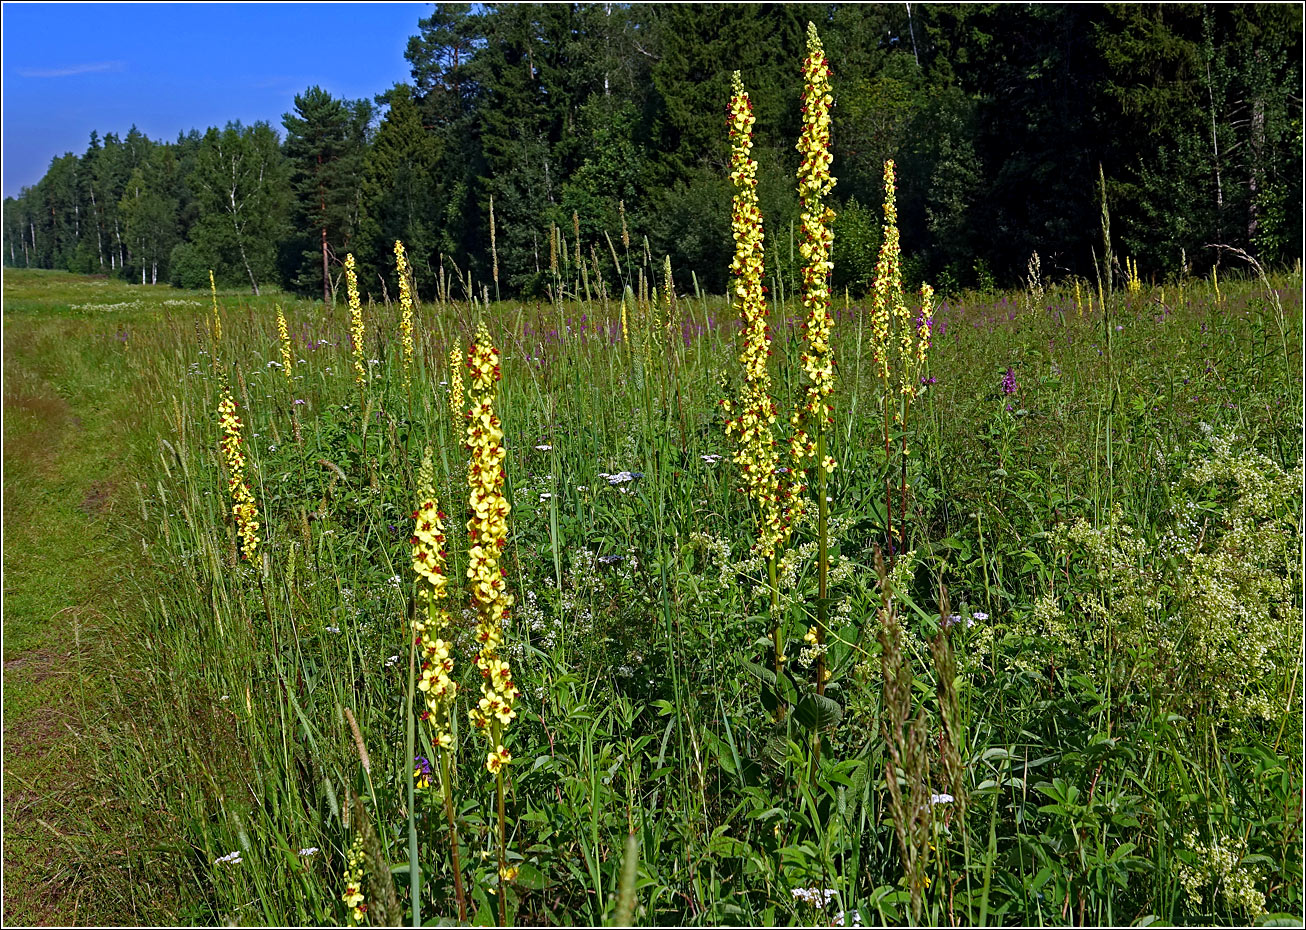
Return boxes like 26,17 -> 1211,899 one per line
57,235 -> 1295,926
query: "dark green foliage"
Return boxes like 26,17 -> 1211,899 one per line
3,4 -> 1302,291
282,86 -> 373,302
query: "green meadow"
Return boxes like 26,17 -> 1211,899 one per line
2,239 -> 1300,926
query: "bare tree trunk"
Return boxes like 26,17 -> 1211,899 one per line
1206,59 -> 1224,249
1248,93 -> 1265,247
89,188 -> 105,268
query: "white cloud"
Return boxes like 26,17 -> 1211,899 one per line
18,61 -> 123,78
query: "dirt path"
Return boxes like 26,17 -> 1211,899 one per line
3,299 -> 164,923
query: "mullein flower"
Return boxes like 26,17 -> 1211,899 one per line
791,22 -> 838,479
412,449 -> 457,749
341,833 -> 367,923
344,253 -> 366,393
721,71 -> 786,559
209,270 -> 221,345
871,160 -> 903,382
276,306 -> 293,385
218,390 -> 261,562
464,324 -> 519,764
915,284 -> 933,370
395,240 -> 415,390
448,345 -> 464,428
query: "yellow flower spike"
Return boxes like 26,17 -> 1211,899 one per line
395,240 -> 415,390
412,449 -> 458,745
208,270 -> 221,345
464,324 -> 519,751
218,390 -> 261,562
724,71 -> 789,560
792,22 -> 837,478
344,253 -> 366,393
276,306 -> 293,385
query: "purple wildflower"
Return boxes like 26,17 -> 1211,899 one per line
1001,367 -> 1018,395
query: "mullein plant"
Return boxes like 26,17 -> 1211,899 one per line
395,240 -> 416,394
870,160 -> 934,557
722,71 -> 792,703
411,449 -> 469,922
464,324 -> 520,924
791,23 -> 837,713
344,253 -> 367,407
218,390 -> 261,563
341,833 -> 367,924
448,346 -> 464,432
275,305 -> 301,445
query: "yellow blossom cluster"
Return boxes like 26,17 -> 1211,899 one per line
341,833 -> 367,923
411,450 -> 456,748
790,22 -> 838,479
344,253 -> 366,392
276,306 -> 293,384
721,72 -> 787,559
464,324 -> 519,770
916,283 -> 934,369
395,240 -> 415,389
871,160 -> 905,382
218,390 -> 260,562
448,345 -> 464,427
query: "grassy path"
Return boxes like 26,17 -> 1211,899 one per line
3,272 -> 175,924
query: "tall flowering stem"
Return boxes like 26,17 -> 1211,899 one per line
899,283 -> 933,553
395,240 -> 415,394
341,833 -> 367,924
794,23 -> 837,728
276,306 -> 293,386
871,160 -> 905,559
722,71 -> 789,698
410,449 -> 468,921
448,345 -> 464,432
871,161 -> 934,557
344,253 -> 366,407
464,324 -> 518,925
218,390 -> 261,563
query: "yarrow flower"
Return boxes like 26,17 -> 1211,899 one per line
412,449 -> 457,750
395,240 -> 415,390
791,886 -> 838,908
464,324 -> 520,767
218,391 -> 261,562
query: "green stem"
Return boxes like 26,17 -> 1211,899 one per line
405,637 -> 421,927
496,767 -> 509,926
769,554 -> 785,721
440,752 -> 468,922
812,425 -> 829,784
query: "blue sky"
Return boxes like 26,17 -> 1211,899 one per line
2,2 -> 430,197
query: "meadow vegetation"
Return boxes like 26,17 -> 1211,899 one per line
3,19 -> 1303,929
